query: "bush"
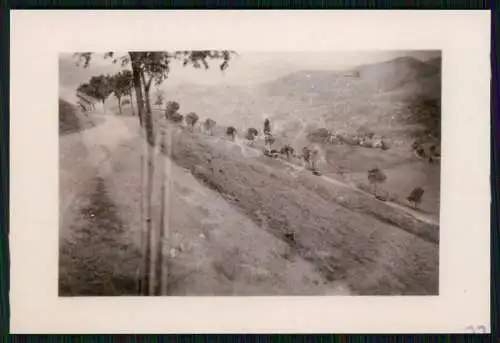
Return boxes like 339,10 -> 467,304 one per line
407,187 -> 424,208
165,101 -> 180,120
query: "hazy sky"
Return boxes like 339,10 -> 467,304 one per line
60,50 -> 440,91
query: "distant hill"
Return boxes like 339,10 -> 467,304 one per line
161,56 -> 441,147
356,56 -> 440,92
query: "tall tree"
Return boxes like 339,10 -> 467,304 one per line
74,50 -> 236,296
110,70 -> 134,114
88,74 -> 113,107
263,118 -> 274,156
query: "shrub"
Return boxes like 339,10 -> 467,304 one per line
407,187 -> 424,209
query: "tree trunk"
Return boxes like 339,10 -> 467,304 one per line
141,73 -> 156,296
117,96 -> 122,114
130,90 -> 135,116
130,53 -> 155,296
160,126 -> 172,295
140,70 -> 154,116
152,124 -> 171,295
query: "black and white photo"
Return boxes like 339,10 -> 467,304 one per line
59,50 -> 442,296
10,10 -> 490,333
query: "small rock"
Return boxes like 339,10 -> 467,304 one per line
169,248 -> 177,258
199,233 -> 206,239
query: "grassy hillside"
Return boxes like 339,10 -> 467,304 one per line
322,144 -> 441,215
262,56 -> 441,145
153,57 -> 442,216
153,123 -> 439,295
59,98 -> 97,135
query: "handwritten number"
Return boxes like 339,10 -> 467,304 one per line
466,325 -> 487,333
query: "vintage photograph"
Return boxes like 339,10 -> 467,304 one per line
59,50 -> 441,297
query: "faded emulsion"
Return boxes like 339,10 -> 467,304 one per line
58,51 -> 441,296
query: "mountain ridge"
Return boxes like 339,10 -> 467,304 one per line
163,56 -> 441,146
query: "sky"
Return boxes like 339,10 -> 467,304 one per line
59,50 -> 440,98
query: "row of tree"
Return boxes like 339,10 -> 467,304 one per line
77,70 -> 136,115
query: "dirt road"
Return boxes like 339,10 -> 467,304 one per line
59,112 -> 137,237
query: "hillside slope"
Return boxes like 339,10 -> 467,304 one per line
59,111 -> 439,296
262,56 -> 441,144
59,98 -> 99,135
158,124 -> 439,295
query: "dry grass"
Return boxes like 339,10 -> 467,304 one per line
163,127 -> 439,295
59,176 -> 141,296
322,143 -> 440,216
59,98 -> 104,135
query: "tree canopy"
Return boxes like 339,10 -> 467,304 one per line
89,74 -> 113,103
76,51 -> 236,88
110,70 -> 133,99
264,118 -> 271,135
246,128 -> 258,140
165,101 -> 180,120
368,167 -> 387,184
185,112 -> 199,127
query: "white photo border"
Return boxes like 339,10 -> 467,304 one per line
10,10 -> 491,333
